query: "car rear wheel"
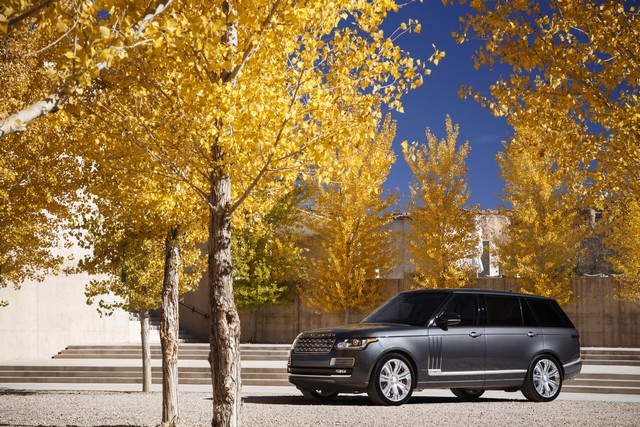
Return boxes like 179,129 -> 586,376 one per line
521,356 -> 562,402
298,388 -> 338,402
367,353 -> 415,406
450,388 -> 485,400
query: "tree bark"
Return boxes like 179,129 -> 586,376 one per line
345,307 -> 351,325
161,226 -> 181,426
140,309 -> 152,392
207,2 -> 242,426
208,143 -> 242,427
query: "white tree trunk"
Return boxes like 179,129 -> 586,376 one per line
0,92 -> 64,137
140,309 -> 152,392
161,226 -> 181,426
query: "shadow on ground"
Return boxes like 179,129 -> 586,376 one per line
242,394 -> 523,406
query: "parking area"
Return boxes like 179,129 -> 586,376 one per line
1,388 -> 639,426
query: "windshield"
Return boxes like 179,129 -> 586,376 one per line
362,292 -> 448,326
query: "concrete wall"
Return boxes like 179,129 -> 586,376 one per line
0,270 -> 131,361
180,276 -> 640,347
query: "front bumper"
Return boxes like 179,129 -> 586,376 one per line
287,342 -> 383,393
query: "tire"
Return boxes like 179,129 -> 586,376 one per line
298,388 -> 338,402
450,388 -> 485,400
367,353 -> 415,406
521,356 -> 563,402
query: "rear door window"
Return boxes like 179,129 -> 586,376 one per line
526,298 -> 574,328
484,295 -> 523,327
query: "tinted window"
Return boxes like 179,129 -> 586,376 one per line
485,295 -> 523,327
526,298 -> 574,328
363,292 -> 448,326
520,297 -> 539,327
441,294 -> 478,327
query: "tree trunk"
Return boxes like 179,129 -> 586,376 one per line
208,144 -> 242,427
140,309 -> 152,392
251,310 -> 257,343
345,307 -> 351,325
161,226 -> 181,426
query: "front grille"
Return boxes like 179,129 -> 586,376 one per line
293,334 -> 336,353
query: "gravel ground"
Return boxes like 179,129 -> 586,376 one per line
1,390 -> 639,427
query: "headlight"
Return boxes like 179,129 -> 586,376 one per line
335,338 -> 378,351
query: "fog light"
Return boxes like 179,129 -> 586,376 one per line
330,357 -> 355,367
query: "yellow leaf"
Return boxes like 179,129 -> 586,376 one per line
56,21 -> 68,33
414,24 -> 422,34
99,26 -> 110,38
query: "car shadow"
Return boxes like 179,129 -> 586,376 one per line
242,394 -> 523,406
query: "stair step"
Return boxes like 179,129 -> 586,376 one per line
582,360 -> 640,366
563,385 -> 640,395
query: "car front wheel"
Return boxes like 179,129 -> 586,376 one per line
367,353 -> 415,406
521,356 -> 562,402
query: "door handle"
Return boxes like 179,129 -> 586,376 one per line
469,332 -> 482,338
527,332 -> 537,338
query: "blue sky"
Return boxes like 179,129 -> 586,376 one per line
381,1 -> 513,210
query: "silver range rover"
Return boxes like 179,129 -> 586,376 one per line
288,289 -> 582,405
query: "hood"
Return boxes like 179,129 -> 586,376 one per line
299,323 -> 422,339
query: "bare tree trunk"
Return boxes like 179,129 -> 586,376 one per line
251,311 -> 257,343
345,307 -> 351,325
140,309 -> 152,392
208,144 -> 242,427
161,226 -> 181,426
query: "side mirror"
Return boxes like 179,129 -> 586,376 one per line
436,312 -> 461,330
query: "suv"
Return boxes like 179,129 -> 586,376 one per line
288,289 -> 581,405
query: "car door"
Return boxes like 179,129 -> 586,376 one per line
483,295 -> 543,388
427,293 -> 485,388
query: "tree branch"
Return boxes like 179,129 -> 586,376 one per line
0,0 -> 175,138
7,0 -> 57,28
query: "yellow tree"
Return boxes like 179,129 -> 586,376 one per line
302,115 -> 398,324
495,125 -> 587,305
69,3 -> 434,425
4,1 -> 437,425
0,0 -> 176,312
403,115 -> 480,289
0,0 -> 174,136
603,198 -> 640,302
457,0 -> 639,225
71,169 -> 206,393
65,101 -> 207,419
0,117 -> 83,307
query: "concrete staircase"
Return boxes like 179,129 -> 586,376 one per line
563,348 -> 640,395
0,344 -> 290,387
50,343 -> 290,361
579,348 -> 640,366
1,345 -> 639,395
